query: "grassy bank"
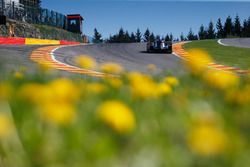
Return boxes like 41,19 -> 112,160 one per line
184,40 -> 250,70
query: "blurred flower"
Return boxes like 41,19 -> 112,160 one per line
203,70 -> 239,90
14,71 -> 23,79
97,101 -> 135,134
226,84 -> 250,105
128,72 -> 158,98
0,83 -> 12,100
38,61 -> 53,73
188,125 -> 227,156
164,76 -> 179,87
185,49 -> 213,74
100,62 -> 124,74
107,77 -> 123,89
75,55 -> 97,70
156,83 -> 172,96
147,64 -> 157,72
0,113 -> 13,138
40,103 -> 76,125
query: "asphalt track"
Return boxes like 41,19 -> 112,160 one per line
220,38 -> 250,48
54,43 -> 185,75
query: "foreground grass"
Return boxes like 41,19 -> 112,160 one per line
1,55 -> 250,167
184,39 -> 250,69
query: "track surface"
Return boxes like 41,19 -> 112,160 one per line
220,38 -> 250,48
54,43 -> 185,75
0,45 -> 39,74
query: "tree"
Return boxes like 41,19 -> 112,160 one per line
247,17 -> 250,37
180,32 -> 185,41
135,28 -> 142,43
233,14 -> 241,37
118,28 -> 125,42
207,21 -> 216,39
130,32 -> 136,43
224,16 -> 233,37
216,18 -> 224,38
144,28 -> 150,42
187,28 -> 198,40
124,31 -> 131,43
93,28 -> 103,43
169,33 -> 173,41
242,19 -> 248,37
149,33 -> 155,42
198,24 -> 207,40
165,34 -> 170,42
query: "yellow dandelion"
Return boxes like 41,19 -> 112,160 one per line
97,101 -> 135,134
107,77 -> 123,89
188,125 -> 227,156
185,49 -> 213,74
40,103 -> 76,125
0,113 -> 13,138
128,72 -> 158,98
203,70 -> 239,90
156,83 -> 172,96
75,55 -> 97,70
14,71 -> 23,79
100,62 -> 124,74
164,76 -> 179,87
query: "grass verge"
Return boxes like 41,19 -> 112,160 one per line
184,39 -> 250,70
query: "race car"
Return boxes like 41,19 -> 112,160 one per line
147,40 -> 172,53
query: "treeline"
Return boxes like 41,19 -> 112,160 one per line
93,14 -> 250,43
93,28 -> 175,43
189,15 -> 250,41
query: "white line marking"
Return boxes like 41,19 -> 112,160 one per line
217,39 -> 229,46
50,44 -> 104,75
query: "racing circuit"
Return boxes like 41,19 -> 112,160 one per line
0,38 -> 250,76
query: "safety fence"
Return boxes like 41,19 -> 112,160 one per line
1,1 -> 66,29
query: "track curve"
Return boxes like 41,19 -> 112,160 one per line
54,43 -> 185,75
220,38 -> 250,48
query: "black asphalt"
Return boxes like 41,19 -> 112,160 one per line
220,38 -> 250,48
54,43 -> 185,76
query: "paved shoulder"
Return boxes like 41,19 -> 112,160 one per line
54,43 -> 185,75
220,38 -> 250,48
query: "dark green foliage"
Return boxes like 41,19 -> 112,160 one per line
144,28 -> 150,42
206,21 -> 216,39
198,24 -> 207,40
93,28 -> 103,43
224,16 -> 233,37
233,14 -> 241,37
187,28 -> 198,41
149,33 -> 155,42
216,18 -> 224,38
135,28 -> 142,42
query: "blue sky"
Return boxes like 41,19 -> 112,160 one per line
42,0 -> 250,39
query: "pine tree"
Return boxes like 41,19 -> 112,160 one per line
118,28 -> 125,43
233,14 -> 241,37
135,28 -> 142,43
207,21 -> 216,39
246,17 -> 250,37
180,33 -> 185,41
216,18 -> 224,38
224,16 -> 233,37
242,19 -> 248,37
124,31 -> 131,43
149,33 -> 155,42
93,28 -> 103,43
144,28 -> 150,42
198,24 -> 207,40
187,28 -> 198,40
169,33 -> 173,41
165,34 -> 170,42
130,32 -> 136,43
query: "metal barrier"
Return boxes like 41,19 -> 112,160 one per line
2,1 -> 66,29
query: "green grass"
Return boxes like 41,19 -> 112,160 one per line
184,40 -> 250,70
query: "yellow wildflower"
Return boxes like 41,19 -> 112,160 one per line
40,103 -> 76,125
97,101 -> 135,134
75,55 -> 97,70
185,49 -> 213,74
226,85 -> 250,105
0,83 -> 12,100
164,76 -> 179,87
14,71 -> 23,79
188,125 -> 227,156
38,62 -> 53,72
128,72 -> 158,98
0,113 -> 13,138
100,62 -> 124,74
156,83 -> 172,96
203,70 -> 239,90
107,77 -> 123,89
